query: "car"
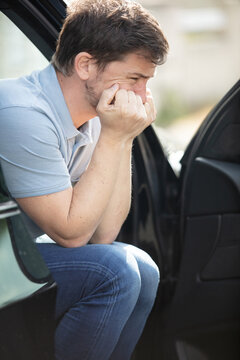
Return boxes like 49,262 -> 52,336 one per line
0,167 -> 56,360
0,1 -> 240,359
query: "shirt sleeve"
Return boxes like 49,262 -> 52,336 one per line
0,106 -> 71,198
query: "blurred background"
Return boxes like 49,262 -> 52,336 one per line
0,0 -> 240,165
139,0 -> 240,160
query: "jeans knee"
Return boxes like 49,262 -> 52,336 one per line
106,246 -> 142,307
108,244 -> 159,310
140,262 -> 159,310
147,256 -> 160,289
123,245 -> 160,306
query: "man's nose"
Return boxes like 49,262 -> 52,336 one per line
134,84 -> 147,104
134,82 -> 147,104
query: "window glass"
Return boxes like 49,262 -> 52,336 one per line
7,215 -> 51,283
0,12 -> 48,79
0,166 -> 50,282
0,13 -> 50,282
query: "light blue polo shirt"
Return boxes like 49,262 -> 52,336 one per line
0,64 -> 101,237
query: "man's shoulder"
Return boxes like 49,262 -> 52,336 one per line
0,69 -> 58,139
0,69 -> 48,112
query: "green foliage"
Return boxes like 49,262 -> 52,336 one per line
156,89 -> 189,128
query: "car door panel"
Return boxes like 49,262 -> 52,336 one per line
156,81 -> 240,359
0,169 -> 57,360
185,157 -> 240,215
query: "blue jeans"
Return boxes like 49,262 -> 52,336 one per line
37,241 -> 159,360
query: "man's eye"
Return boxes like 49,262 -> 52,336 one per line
130,78 -> 138,81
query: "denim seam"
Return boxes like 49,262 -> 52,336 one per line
86,273 -> 119,360
50,261 -> 120,360
47,261 -> 117,277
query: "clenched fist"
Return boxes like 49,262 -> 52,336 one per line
96,84 -> 156,144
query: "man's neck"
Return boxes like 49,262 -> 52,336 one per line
56,71 -> 97,129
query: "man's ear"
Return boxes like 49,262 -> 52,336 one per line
74,52 -> 95,80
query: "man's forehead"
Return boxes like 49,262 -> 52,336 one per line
121,52 -> 156,76
100,52 -> 157,79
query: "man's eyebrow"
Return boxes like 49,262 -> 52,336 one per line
128,72 -> 152,79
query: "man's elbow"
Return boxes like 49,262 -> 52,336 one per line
90,228 -> 121,245
44,222 -> 121,247
48,227 -> 94,248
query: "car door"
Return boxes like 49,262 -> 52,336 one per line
0,166 -> 57,360
133,80 -> 240,360
165,79 -> 240,360
129,80 -> 240,360
0,2 -> 59,359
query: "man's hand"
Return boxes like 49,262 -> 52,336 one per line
96,84 -> 156,143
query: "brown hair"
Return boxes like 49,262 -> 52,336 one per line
52,0 -> 169,76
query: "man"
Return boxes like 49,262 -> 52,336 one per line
0,0 -> 169,359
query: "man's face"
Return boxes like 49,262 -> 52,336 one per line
85,52 -> 156,107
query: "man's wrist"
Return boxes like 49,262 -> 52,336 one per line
99,129 -> 134,150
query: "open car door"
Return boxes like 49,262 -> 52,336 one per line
149,80 -> 240,360
0,168 -> 57,360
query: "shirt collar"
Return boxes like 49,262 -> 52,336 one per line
39,64 -> 81,140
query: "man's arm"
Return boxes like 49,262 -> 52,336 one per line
91,89 -> 156,244
17,86 -> 155,247
90,140 -> 132,244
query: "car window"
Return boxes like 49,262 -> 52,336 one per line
0,12 -> 48,79
0,165 -> 50,284
7,214 -> 51,282
0,13 -> 50,284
